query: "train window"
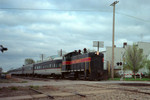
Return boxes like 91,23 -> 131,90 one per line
59,63 -> 62,67
55,64 -> 57,68
54,64 -> 55,68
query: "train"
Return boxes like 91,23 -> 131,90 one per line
8,49 -> 108,80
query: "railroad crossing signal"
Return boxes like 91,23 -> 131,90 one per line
116,62 -> 122,66
0,45 -> 8,53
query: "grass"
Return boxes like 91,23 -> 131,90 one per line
20,81 -> 28,83
109,78 -> 150,81
29,85 -> 39,89
10,86 -> 18,91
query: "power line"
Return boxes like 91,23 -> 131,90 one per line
116,12 -> 150,23
0,7 -> 150,23
0,7 -> 111,12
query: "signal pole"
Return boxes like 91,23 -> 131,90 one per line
110,1 -> 119,79
40,54 -> 44,61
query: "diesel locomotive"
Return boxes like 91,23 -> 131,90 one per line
8,49 -> 108,80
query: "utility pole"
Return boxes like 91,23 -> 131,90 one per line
40,54 -> 44,61
60,49 -> 62,57
110,1 -> 119,79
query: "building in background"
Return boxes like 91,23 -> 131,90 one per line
137,42 -> 150,74
105,44 -> 126,77
104,42 -> 150,77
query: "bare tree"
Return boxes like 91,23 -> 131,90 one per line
123,44 -> 146,79
24,58 -> 35,65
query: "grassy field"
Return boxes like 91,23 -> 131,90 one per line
109,78 -> 150,81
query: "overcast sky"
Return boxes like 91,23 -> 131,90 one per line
0,0 -> 150,71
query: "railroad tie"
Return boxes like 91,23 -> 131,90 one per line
73,92 -> 86,97
29,88 -> 54,99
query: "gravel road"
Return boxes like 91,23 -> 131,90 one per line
1,77 -> 150,100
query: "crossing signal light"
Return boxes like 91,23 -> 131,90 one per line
116,62 -> 123,66
0,45 -> 8,53
117,62 -> 120,66
120,62 -> 122,65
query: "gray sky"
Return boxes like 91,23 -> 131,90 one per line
0,0 -> 150,71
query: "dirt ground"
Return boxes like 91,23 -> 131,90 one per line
1,77 -> 150,100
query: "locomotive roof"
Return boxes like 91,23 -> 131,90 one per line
34,59 -> 62,65
64,51 -> 103,57
63,51 -> 79,57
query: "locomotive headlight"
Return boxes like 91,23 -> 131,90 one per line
95,51 -> 99,55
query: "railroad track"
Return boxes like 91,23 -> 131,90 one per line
80,83 -> 150,96
29,87 -> 86,99
13,76 -> 61,81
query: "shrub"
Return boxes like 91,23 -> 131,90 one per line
10,86 -> 18,90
